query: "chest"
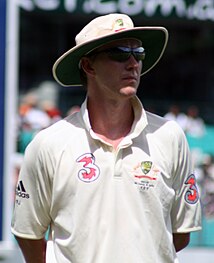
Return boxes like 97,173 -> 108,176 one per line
48,140 -> 175,216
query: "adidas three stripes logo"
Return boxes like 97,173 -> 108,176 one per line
15,180 -> 30,199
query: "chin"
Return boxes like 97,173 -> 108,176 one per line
120,86 -> 138,97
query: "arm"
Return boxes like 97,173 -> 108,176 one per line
15,236 -> 47,263
173,233 -> 190,252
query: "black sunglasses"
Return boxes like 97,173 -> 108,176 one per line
87,46 -> 146,62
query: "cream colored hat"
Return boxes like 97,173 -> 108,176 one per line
53,13 -> 168,87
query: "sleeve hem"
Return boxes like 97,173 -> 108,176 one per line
173,226 -> 202,233
11,227 -> 45,240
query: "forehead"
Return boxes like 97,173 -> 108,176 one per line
99,38 -> 142,50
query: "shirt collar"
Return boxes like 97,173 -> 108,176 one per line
80,96 -> 148,144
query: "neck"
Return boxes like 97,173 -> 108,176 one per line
87,96 -> 134,147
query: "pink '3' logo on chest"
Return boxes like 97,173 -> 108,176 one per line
76,153 -> 100,183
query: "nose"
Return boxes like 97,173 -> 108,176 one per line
126,54 -> 142,70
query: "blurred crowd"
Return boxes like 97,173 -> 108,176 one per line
16,92 -> 80,154
13,93 -> 214,219
194,152 -> 214,219
164,104 -> 205,138
17,93 -> 61,153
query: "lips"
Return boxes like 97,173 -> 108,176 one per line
123,75 -> 138,82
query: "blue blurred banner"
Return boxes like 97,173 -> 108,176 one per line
187,125 -> 214,247
187,125 -> 214,155
0,0 -> 6,241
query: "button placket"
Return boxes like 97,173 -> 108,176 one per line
113,148 -> 123,179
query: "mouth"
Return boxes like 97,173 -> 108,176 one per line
123,75 -> 138,81
122,76 -> 138,84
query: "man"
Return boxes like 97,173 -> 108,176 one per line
12,13 -> 201,263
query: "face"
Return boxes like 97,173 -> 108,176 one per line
82,38 -> 143,100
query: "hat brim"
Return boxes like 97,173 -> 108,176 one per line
53,27 -> 168,87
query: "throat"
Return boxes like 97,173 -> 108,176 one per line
88,98 -> 135,148
94,120 -> 133,149
95,133 -> 126,149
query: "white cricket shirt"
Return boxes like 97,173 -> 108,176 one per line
11,96 -> 201,263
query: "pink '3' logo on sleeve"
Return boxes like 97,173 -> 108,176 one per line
184,174 -> 199,204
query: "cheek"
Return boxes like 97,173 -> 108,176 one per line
96,61 -> 121,79
139,61 -> 143,73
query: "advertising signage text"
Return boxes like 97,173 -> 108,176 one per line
18,0 -> 214,21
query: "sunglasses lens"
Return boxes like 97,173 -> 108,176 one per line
108,47 -> 145,62
134,52 -> 146,61
108,49 -> 130,62
87,47 -> 145,62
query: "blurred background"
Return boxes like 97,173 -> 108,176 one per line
0,0 -> 214,262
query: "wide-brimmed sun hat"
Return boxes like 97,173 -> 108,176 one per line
53,13 -> 168,87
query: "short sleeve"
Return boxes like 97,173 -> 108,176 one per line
11,131 -> 53,239
170,126 -> 201,233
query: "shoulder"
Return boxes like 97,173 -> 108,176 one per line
146,111 -> 183,132
25,116 -> 83,157
33,119 -> 72,142
145,111 -> 187,146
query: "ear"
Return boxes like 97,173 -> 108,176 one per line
80,57 -> 95,77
